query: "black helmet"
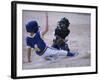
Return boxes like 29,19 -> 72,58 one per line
55,17 -> 70,39
58,17 -> 70,29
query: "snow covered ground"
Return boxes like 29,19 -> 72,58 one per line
22,11 -> 91,69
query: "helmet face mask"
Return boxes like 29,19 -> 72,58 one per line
57,17 -> 70,30
59,21 -> 67,30
58,17 -> 70,29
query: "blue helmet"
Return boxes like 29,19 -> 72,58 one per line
26,21 -> 39,33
